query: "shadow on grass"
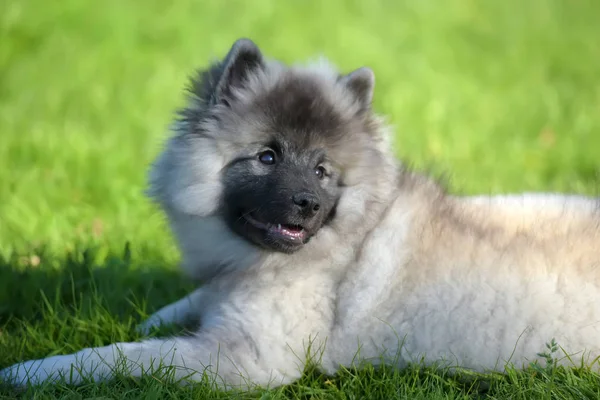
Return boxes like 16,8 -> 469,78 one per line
0,242 -> 196,375
0,243 -> 194,324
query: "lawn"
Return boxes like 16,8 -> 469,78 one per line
1,0 -> 600,398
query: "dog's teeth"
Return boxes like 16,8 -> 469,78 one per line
277,224 -> 282,230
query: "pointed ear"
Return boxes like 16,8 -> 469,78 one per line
340,67 -> 375,112
213,38 -> 265,105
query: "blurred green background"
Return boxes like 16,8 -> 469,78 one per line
1,0 -> 599,258
1,2 -> 600,397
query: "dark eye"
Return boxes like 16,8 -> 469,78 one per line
258,150 -> 276,165
315,165 -> 326,180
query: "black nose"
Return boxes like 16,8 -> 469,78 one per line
292,192 -> 321,215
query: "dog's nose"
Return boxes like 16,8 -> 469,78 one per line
292,192 -> 320,215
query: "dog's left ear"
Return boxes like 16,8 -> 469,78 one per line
213,38 -> 265,105
340,67 -> 375,112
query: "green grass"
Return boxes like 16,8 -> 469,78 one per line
1,0 -> 600,398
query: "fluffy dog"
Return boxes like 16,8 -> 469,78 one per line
2,38 -> 600,390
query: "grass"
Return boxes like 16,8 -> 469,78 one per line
1,0 -> 600,398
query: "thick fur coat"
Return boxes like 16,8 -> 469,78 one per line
2,39 -> 600,390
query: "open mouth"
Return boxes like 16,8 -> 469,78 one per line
242,212 -> 307,244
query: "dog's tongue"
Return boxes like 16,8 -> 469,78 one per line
272,224 -> 305,240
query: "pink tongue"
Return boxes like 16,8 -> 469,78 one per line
274,225 -> 304,239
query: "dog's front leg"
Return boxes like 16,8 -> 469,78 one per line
137,287 -> 206,335
0,339 -> 195,387
0,329 -> 297,390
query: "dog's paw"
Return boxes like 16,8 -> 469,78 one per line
0,351 -> 101,387
0,359 -> 62,387
136,317 -> 163,336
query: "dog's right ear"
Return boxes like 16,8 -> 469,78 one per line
212,38 -> 265,106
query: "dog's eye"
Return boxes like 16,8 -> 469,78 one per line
315,165 -> 326,180
258,150 -> 276,165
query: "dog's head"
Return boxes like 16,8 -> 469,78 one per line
148,39 -> 398,277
